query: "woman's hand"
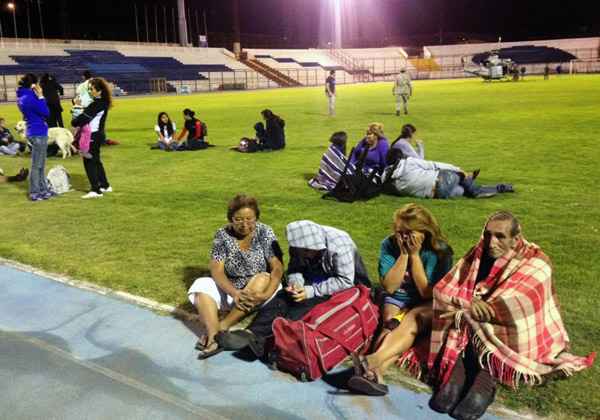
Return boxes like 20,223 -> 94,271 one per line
406,231 -> 424,255
32,84 -> 44,99
286,285 -> 306,302
240,289 -> 266,309
395,232 -> 409,255
233,290 -> 254,312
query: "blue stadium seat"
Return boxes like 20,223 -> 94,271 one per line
0,49 -> 234,94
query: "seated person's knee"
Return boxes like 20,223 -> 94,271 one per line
245,272 -> 270,292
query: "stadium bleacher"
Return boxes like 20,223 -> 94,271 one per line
1,36 -> 598,101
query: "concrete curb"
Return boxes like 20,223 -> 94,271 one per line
0,257 -> 543,420
0,257 -> 192,319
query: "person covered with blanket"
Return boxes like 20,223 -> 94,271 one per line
399,211 -> 594,420
308,131 -> 354,191
349,122 -> 389,176
216,220 -> 371,358
346,204 -> 453,396
187,194 -> 284,359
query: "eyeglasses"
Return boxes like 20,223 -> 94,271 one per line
232,217 -> 256,225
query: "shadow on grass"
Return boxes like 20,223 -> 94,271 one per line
69,173 -> 90,192
303,172 -> 315,181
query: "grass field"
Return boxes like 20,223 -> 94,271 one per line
1,75 -> 599,418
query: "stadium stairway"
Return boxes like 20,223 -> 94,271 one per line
327,49 -> 372,81
239,58 -> 302,87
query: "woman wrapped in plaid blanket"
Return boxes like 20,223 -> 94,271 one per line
395,211 -> 595,419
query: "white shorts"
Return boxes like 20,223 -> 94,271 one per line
187,276 -> 281,311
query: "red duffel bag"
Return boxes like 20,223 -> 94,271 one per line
271,285 -> 379,381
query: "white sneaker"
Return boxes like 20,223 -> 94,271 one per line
81,191 -> 103,199
100,186 -> 113,193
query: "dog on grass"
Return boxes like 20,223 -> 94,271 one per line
15,120 -> 77,159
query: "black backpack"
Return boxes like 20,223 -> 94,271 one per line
322,147 -> 382,203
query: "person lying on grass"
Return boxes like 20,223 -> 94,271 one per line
383,148 -> 514,199
216,220 -> 371,358
0,167 -> 29,183
187,194 -> 283,359
308,131 -> 355,191
347,203 -> 453,397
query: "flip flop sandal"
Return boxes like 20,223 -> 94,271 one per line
197,343 -> 224,360
215,330 -> 254,351
351,353 -> 377,381
195,336 -> 209,351
347,375 -> 389,396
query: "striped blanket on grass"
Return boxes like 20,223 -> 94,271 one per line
399,231 -> 595,388
308,145 -> 354,191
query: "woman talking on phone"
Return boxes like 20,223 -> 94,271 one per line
17,74 -> 52,201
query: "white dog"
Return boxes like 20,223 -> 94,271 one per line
15,120 -> 77,159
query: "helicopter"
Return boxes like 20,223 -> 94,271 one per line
463,52 -> 514,81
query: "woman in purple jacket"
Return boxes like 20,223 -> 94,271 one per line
350,123 -> 390,175
17,74 -> 52,201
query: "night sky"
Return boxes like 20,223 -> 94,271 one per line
1,0 -> 598,48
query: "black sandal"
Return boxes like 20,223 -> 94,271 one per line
347,375 -> 389,396
197,342 -> 224,360
348,354 -> 389,396
195,335 -> 209,351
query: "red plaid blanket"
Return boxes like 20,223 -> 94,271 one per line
399,233 -> 595,388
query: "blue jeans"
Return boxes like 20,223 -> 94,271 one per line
29,136 -> 49,195
0,143 -> 20,155
435,170 -> 464,198
157,141 -> 178,151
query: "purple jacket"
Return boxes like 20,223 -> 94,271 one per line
350,137 -> 390,173
17,87 -> 49,137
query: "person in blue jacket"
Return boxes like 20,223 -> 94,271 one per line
17,74 -> 52,201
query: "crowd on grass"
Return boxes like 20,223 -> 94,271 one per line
1,69 -> 595,420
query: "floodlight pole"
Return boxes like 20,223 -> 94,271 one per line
134,3 -> 140,44
26,0 -> 32,46
8,3 -> 18,46
37,0 -> 44,42
232,0 -> 241,56
177,0 -> 189,46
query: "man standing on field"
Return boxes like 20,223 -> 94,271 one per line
393,68 -> 412,116
325,70 -> 336,117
